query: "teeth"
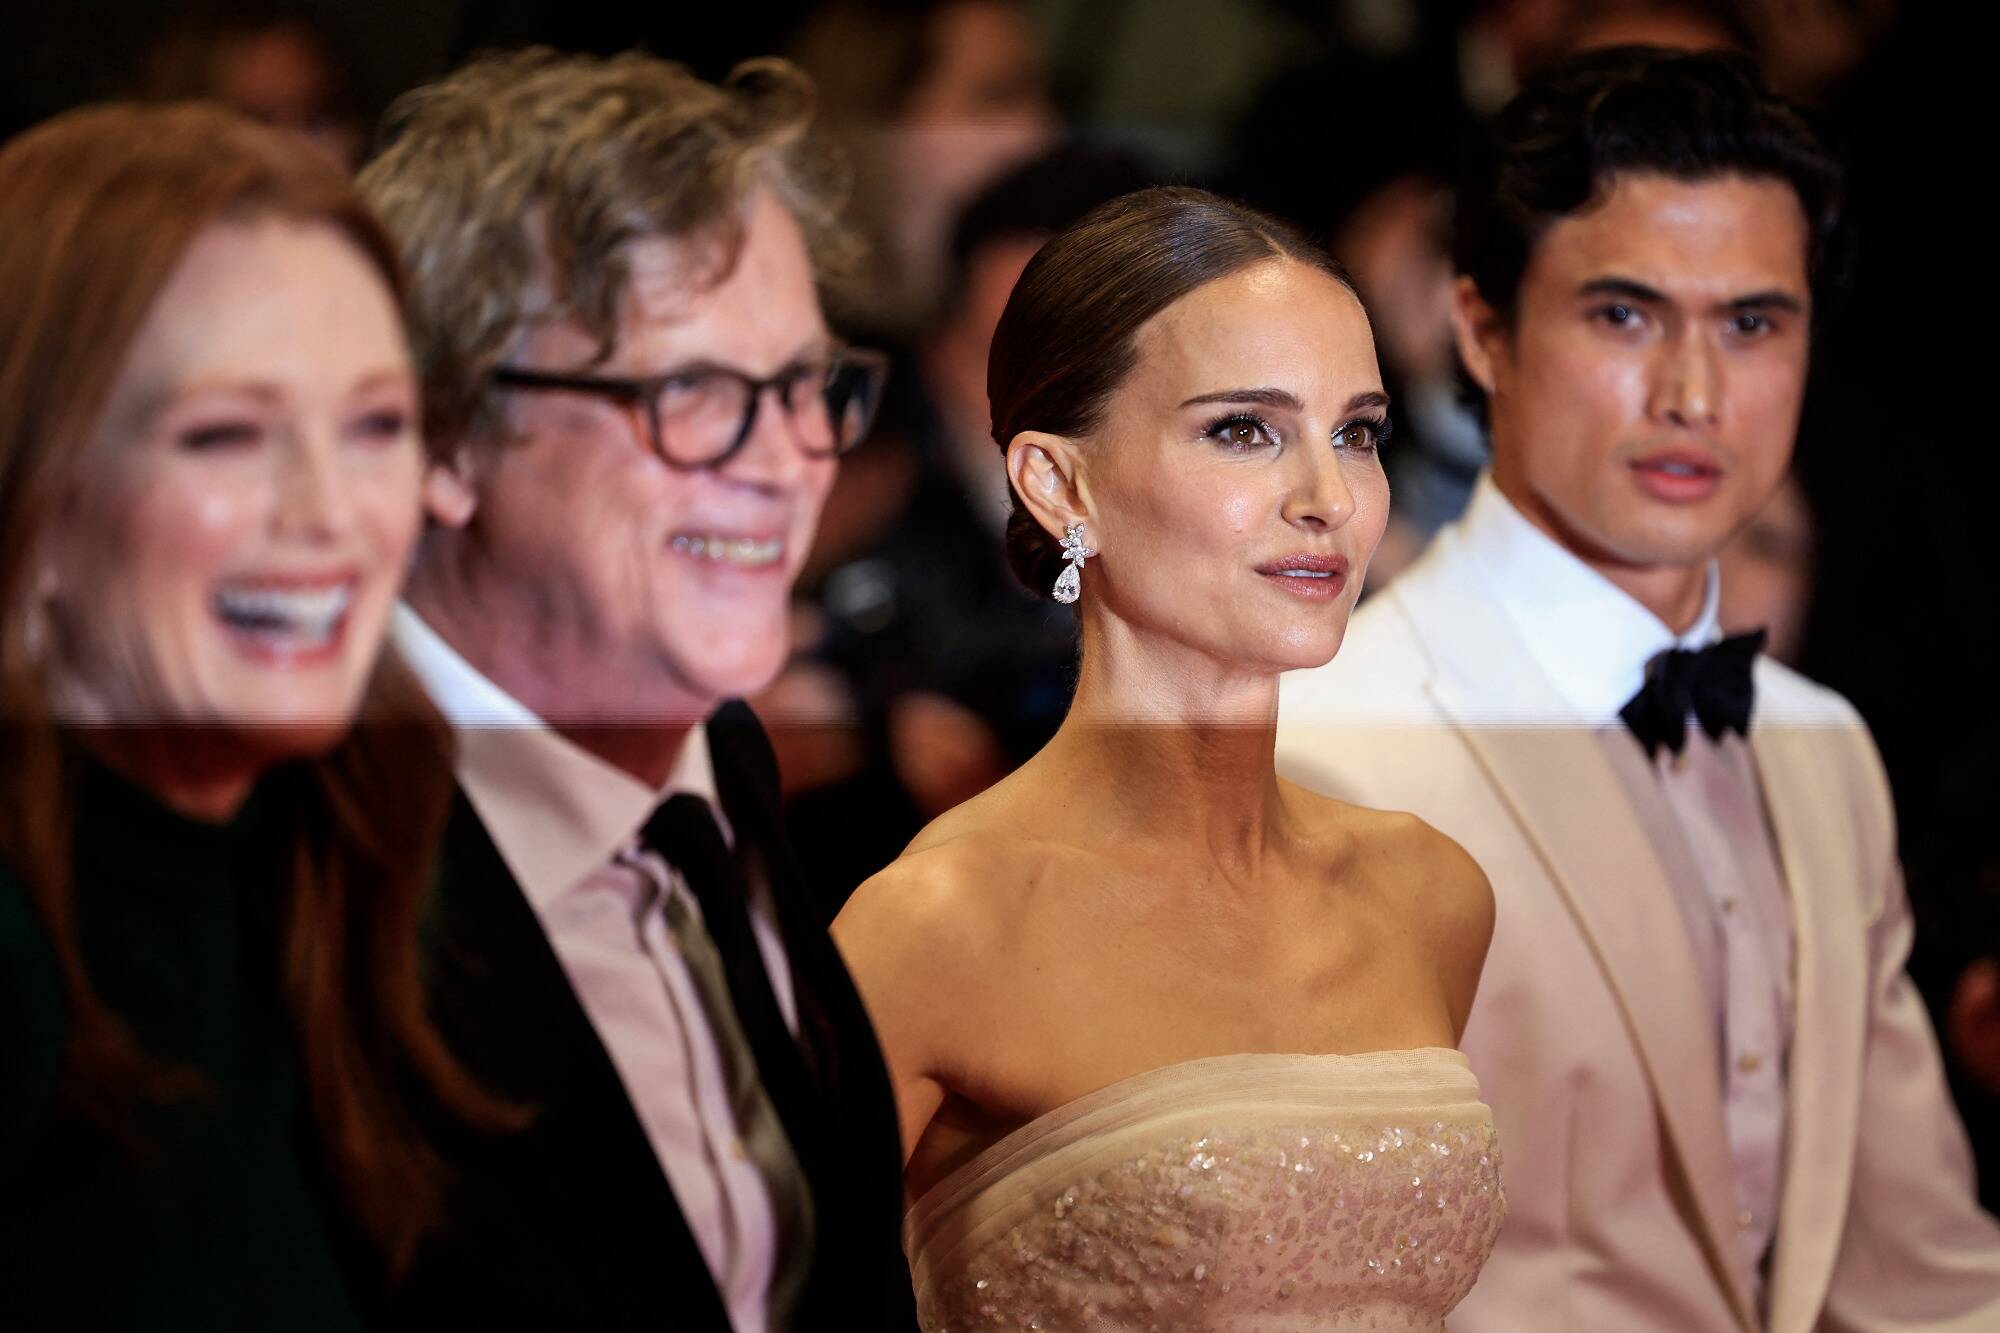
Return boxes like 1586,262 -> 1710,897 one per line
214,584 -> 351,644
1276,570 -> 1332,578
670,534 -> 783,567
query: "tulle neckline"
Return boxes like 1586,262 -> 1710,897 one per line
908,1046 -> 1474,1230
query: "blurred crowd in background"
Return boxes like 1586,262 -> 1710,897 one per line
6,0 -> 1992,1196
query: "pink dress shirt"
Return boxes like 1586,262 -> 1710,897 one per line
394,606 -> 796,1333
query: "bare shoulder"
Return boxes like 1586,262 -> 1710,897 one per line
833,819 -> 1068,1090
1286,782 -> 1494,972
834,830 -> 1016,973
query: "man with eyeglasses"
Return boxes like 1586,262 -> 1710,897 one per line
356,51 -> 915,1329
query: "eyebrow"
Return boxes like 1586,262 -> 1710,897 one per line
1179,387 -> 1390,415
352,368 -> 418,395
1577,275 -> 1806,316
1180,386 -> 1304,411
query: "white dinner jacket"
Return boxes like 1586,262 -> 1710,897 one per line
1276,521 -> 2000,1332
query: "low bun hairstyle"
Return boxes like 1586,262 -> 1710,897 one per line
987,186 -> 1353,600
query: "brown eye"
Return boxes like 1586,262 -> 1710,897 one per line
1205,413 -> 1278,451
1333,414 -> 1392,451
179,421 -> 263,451
352,410 -> 411,443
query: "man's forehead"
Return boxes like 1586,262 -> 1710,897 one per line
1534,171 -> 1811,300
515,203 -> 828,370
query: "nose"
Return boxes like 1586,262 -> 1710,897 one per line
272,429 -> 350,540
1281,446 -> 1358,533
715,381 -> 817,493
1650,327 -> 1722,430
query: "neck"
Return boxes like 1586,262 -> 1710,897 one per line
1491,468 -> 1711,635
1591,561 -> 1709,635
407,550 -> 703,789
76,727 -> 261,824
1045,610 -> 1288,874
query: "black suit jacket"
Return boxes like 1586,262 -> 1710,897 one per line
391,703 -> 915,1330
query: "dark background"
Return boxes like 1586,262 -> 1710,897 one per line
5,0 -> 1993,1195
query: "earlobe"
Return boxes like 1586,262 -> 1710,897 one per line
1449,275 -> 1503,396
423,449 -> 479,527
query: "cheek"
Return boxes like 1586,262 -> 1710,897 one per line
353,452 -> 427,565
1518,326 -> 1646,433
493,428 -> 669,554
1725,358 -> 1808,466
792,459 -> 839,533
1114,463 -> 1255,570
1350,462 -> 1394,548
108,471 -> 259,604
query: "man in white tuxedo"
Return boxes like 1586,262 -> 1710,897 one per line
1277,47 -> 2000,1332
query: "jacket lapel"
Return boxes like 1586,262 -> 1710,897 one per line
413,792 -> 732,1329
1753,712 -> 1867,1333
1391,540 -> 1760,1331
705,702 -> 919,1328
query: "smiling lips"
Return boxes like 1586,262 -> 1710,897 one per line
1256,552 -> 1350,600
669,532 -> 785,570
1630,447 -> 1727,502
212,575 -> 356,665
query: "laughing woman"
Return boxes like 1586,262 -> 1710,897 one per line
0,104 -> 493,1328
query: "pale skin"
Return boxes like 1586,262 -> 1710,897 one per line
834,258 -> 1494,1201
408,189 -> 839,787
1453,171 -> 1814,633
44,218 -> 426,821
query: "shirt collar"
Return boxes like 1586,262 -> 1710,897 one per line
392,603 -> 727,909
1457,472 -> 1721,724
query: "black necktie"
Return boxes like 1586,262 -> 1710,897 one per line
641,793 -> 816,1316
1619,629 -> 1766,761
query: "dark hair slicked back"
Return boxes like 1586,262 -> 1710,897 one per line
988,186 -> 1352,599
1454,46 -> 1848,325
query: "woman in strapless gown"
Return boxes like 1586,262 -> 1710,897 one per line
834,187 -> 1504,1332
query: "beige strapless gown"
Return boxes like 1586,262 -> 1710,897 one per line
904,1048 -> 1504,1331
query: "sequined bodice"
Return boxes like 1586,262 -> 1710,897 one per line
904,1049 -> 1503,1331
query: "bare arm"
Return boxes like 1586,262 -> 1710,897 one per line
1408,818 -> 1496,1043
832,852 -> 976,1164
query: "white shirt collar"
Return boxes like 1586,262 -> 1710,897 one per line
1457,472 -> 1721,724
392,603 -> 727,908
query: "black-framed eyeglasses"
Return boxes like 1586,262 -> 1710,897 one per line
489,348 -> 890,470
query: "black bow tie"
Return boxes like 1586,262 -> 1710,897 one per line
1618,629 -> 1766,761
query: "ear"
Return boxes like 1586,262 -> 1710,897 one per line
423,443 -> 479,527
1004,430 -> 1086,540
1449,275 -> 1507,398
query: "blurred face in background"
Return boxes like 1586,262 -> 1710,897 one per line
1458,171 -> 1811,587
1036,259 -> 1391,675
850,0 -> 1057,326
430,189 -> 839,719
209,21 -> 364,171
924,233 -> 1042,479
1718,471 -> 1815,662
45,218 -> 424,752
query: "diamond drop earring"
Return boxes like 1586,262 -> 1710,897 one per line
1053,524 -> 1095,604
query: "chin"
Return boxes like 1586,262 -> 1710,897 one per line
232,717 -> 356,760
1246,624 -> 1350,675
680,634 -> 791,703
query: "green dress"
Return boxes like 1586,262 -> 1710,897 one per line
0,757 -> 368,1331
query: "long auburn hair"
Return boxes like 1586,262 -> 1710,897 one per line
0,101 -> 500,1273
